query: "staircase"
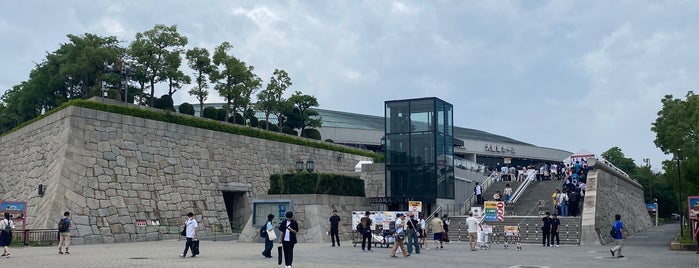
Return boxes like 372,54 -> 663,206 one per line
482,181 -> 521,204
446,215 -> 581,245
507,180 -> 563,216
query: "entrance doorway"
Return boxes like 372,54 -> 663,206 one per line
222,191 -> 247,232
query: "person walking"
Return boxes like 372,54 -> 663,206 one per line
57,211 -> 72,255
0,213 -> 15,258
405,212 -> 420,254
442,214 -> 450,243
179,212 -> 199,258
557,190 -> 569,216
358,211 -> 373,252
328,209 -> 341,247
550,213 -> 560,247
541,212 -> 552,247
279,211 -> 299,268
430,213 -> 444,249
610,214 -> 625,258
465,211 -> 483,251
418,214 -> 427,249
389,213 -> 409,258
262,214 -> 275,258
504,184 -> 513,203
475,182 -> 484,205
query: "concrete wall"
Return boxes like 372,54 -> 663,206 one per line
0,103 -> 371,244
580,158 -> 653,246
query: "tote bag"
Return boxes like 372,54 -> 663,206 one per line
266,229 -> 277,241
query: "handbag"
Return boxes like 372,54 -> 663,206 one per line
266,229 -> 277,241
180,227 -> 186,236
395,231 -> 405,241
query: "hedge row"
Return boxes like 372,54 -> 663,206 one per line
268,173 -> 365,197
1,99 -> 383,162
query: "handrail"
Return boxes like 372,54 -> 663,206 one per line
510,171 -> 537,203
425,205 -> 443,224
460,171 -> 498,214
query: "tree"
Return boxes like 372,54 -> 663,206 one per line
652,91 -> 699,216
129,24 -> 188,107
232,63 -> 262,126
211,41 -> 245,122
652,92 -> 699,157
202,106 -> 218,120
163,51 -> 190,97
185,47 -> 214,117
600,147 -> 637,175
257,69 -> 291,130
285,91 -> 322,136
153,94 -> 174,111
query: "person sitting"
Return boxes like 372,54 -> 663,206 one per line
493,191 -> 502,201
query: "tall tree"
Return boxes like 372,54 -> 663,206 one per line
211,41 -> 245,122
285,91 -> 322,136
163,51 -> 190,97
129,24 -> 188,107
257,69 -> 291,130
233,63 -> 262,126
185,47 -> 214,117
652,91 -> 699,214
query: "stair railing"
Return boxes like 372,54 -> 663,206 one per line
460,171 -> 498,215
509,171 -> 537,203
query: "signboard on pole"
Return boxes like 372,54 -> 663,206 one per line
504,226 -> 519,236
496,201 -> 505,222
408,201 -> 422,213
689,196 -> 699,220
484,201 -> 497,221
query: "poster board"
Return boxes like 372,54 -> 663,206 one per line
0,200 -> 27,230
351,211 -> 415,231
504,226 -> 519,236
252,199 -> 292,226
688,196 -> 699,220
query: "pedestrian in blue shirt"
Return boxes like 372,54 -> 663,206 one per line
610,214 -> 625,258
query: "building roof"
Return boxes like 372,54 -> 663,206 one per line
314,108 -> 531,146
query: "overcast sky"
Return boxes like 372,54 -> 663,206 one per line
2,0 -> 697,171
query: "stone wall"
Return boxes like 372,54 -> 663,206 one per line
580,158 -> 653,246
0,103 -> 371,244
238,194 -> 372,243
360,163 -> 385,198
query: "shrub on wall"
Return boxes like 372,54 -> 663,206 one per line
1,99 -> 381,162
267,173 -> 365,197
178,102 -> 195,115
302,128 -> 321,140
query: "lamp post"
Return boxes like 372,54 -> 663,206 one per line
675,152 -> 683,238
643,158 -> 652,201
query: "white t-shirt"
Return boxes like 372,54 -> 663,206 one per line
475,185 -> 483,195
185,218 -> 198,238
395,218 -> 404,233
466,217 -> 479,233
419,219 -> 426,229
284,220 -> 292,241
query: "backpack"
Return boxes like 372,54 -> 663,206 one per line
2,220 -> 11,233
389,220 -> 396,234
357,217 -> 371,233
260,223 -> 268,238
58,218 -> 68,232
609,226 -> 617,237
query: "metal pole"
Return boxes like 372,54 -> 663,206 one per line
654,200 -> 658,227
677,155 -> 683,238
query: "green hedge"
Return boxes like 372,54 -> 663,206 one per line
1,99 -> 383,162
268,173 -> 365,197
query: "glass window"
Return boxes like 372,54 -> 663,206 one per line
386,101 -> 410,134
409,99 -> 434,133
386,133 -> 410,164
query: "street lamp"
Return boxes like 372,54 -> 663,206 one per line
675,152 -> 683,238
643,158 -> 652,201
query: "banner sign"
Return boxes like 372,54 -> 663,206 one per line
504,226 -> 519,236
408,201 -> 422,212
689,196 -> 699,220
352,211 -> 415,232
0,200 -> 27,230
484,201 -> 497,221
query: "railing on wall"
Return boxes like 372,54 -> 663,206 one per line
11,229 -> 59,246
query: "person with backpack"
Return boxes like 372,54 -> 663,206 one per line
58,211 -> 71,255
610,214 -> 625,258
0,213 -> 15,257
261,214 -> 275,258
389,213 -> 409,258
358,211 -> 373,252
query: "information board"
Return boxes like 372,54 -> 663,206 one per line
252,199 -> 292,226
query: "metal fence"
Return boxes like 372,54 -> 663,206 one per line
11,229 -> 59,246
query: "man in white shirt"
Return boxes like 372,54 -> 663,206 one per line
389,213 -> 409,258
179,212 -> 199,258
465,212 -> 482,251
474,183 -> 483,205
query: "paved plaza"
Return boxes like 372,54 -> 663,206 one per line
3,223 -> 697,268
